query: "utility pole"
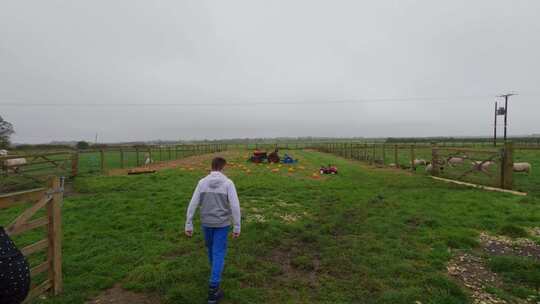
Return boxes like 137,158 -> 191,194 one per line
497,93 -> 517,143
493,101 -> 497,147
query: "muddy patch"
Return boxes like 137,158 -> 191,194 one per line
447,253 -> 508,304
86,284 -> 160,304
267,247 -> 320,288
479,232 -> 540,261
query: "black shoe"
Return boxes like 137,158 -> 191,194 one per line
207,286 -> 224,304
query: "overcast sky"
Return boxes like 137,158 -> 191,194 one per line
1,1 -> 539,143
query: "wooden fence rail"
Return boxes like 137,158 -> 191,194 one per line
0,176 -> 63,302
1,152 -> 78,179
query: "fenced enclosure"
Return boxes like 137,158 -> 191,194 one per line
3,141 -> 537,193
1,152 -> 77,194
1,144 -> 228,193
76,143 -> 227,175
315,142 -> 520,191
0,176 -> 63,303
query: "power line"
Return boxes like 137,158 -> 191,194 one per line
0,95 -> 495,107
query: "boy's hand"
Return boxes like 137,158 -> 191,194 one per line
232,232 -> 240,239
185,230 -> 193,237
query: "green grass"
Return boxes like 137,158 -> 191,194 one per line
1,150 -> 539,303
514,149 -> 540,194
488,256 -> 540,298
498,224 -> 529,238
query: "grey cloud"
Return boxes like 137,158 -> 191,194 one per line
1,0 -> 539,143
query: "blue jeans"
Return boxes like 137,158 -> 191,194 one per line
202,225 -> 229,287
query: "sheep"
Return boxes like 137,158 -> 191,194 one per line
413,159 -> 427,166
0,149 -> 7,156
513,162 -> 531,174
4,157 -> 27,173
471,160 -> 494,173
447,157 -> 465,167
425,161 -> 445,174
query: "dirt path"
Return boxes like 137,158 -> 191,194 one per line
86,284 -> 160,304
107,151 -> 241,176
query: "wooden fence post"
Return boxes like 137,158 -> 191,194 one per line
71,152 -> 79,177
501,142 -> 513,189
120,149 -> 124,169
364,143 -> 367,160
136,148 -> 140,166
47,176 -> 63,294
431,144 -> 439,176
100,150 -> 105,172
381,144 -> 386,165
394,145 -> 398,167
410,145 -> 415,171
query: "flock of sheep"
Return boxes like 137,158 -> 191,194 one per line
393,155 -> 532,174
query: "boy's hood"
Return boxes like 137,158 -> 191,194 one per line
207,171 -> 226,189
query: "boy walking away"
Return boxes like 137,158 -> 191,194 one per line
185,157 -> 241,304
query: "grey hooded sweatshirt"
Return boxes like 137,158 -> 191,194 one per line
185,171 -> 241,233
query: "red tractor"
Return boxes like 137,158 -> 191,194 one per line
267,149 -> 280,163
320,165 -> 338,175
249,149 -> 281,163
249,150 -> 268,163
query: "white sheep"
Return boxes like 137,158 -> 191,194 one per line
513,162 -> 531,174
413,159 -> 427,166
4,157 -> 27,173
471,160 -> 494,173
0,149 -> 7,156
447,157 -> 465,166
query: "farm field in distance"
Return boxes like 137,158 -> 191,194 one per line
1,149 -> 539,304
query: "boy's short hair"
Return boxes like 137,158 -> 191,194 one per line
211,157 -> 227,171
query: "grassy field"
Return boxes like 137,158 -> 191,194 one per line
1,150 -> 539,303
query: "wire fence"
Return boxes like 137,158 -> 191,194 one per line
314,142 -> 526,191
